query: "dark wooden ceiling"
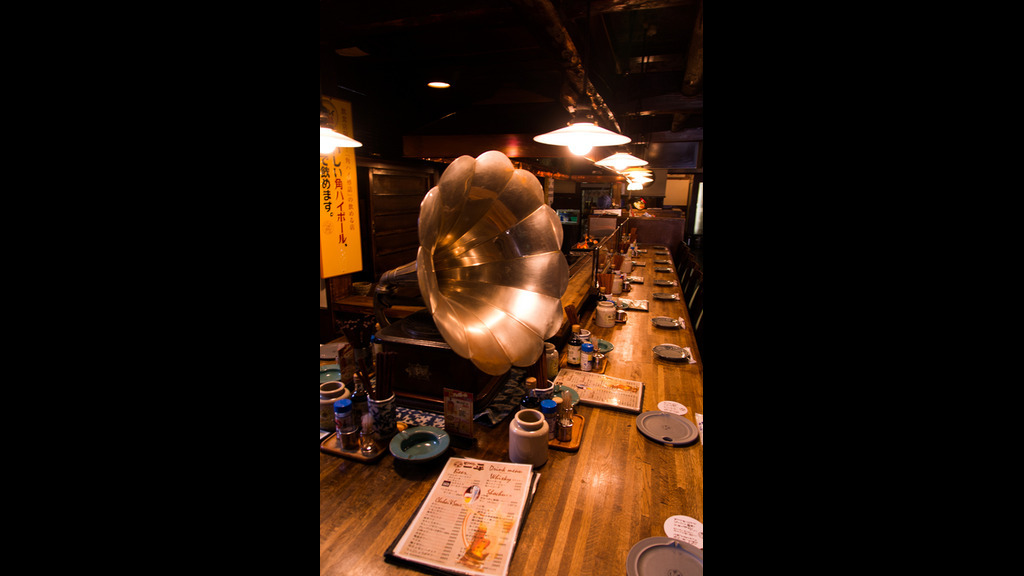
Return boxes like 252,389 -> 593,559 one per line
320,0 -> 702,174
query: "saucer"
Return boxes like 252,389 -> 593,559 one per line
635,412 -> 700,446
653,344 -> 689,360
552,384 -> 580,407
651,317 -> 681,329
626,537 -> 702,576
320,363 -> 341,383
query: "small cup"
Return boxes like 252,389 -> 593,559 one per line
533,381 -> 555,402
368,394 -> 398,441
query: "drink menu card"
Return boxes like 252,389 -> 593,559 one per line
444,388 -> 474,438
385,458 -> 540,576
553,368 -> 645,414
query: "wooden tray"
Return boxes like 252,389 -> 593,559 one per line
320,432 -> 388,463
549,414 -> 585,452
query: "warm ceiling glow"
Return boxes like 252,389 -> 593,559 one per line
427,81 -> 451,89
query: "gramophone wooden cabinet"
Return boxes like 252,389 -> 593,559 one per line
376,310 -> 510,413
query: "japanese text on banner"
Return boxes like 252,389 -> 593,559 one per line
319,97 -> 362,278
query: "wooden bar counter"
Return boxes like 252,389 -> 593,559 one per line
320,244 -> 703,576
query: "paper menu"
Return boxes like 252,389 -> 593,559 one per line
388,458 -> 539,576
553,368 -> 645,413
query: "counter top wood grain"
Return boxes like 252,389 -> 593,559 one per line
320,244 -> 702,576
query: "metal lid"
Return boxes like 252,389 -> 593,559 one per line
636,411 -> 699,446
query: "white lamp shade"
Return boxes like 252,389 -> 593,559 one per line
595,152 -> 648,171
625,173 -> 653,184
533,122 -> 630,155
320,127 -> 363,154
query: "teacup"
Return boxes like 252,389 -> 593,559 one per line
533,381 -> 555,402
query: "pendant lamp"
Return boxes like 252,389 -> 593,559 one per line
320,101 -> 362,154
595,152 -> 648,171
533,121 -> 630,156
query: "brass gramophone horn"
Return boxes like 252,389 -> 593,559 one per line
376,151 -> 569,376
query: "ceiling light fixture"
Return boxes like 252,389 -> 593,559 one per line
620,167 -> 652,178
534,1 -> 629,156
320,99 -> 362,154
427,81 -> 451,89
533,107 -> 630,156
595,152 -> 648,172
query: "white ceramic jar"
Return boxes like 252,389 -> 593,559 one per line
595,300 -> 616,328
320,381 -> 350,430
544,342 -> 559,379
509,409 -> 549,467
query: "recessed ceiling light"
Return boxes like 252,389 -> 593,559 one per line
427,81 -> 451,89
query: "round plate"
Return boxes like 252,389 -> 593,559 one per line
636,411 -> 699,446
653,344 -> 690,361
626,537 -> 703,576
598,339 -> 614,354
652,317 -> 681,329
552,384 -> 580,407
653,292 -> 680,300
389,426 -> 450,462
320,363 -> 341,384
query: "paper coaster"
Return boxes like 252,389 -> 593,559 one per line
663,515 -> 703,549
657,401 -> 688,415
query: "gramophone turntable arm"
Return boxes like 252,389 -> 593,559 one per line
374,260 -> 425,328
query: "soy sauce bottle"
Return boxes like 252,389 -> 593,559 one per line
350,373 -> 369,425
520,376 -> 540,411
566,324 -> 582,366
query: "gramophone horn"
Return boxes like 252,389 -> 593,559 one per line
377,150 -> 569,376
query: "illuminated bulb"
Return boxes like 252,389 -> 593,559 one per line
568,142 -> 592,155
596,152 -> 648,172
534,122 -> 630,155
320,127 -> 362,154
320,131 -> 339,154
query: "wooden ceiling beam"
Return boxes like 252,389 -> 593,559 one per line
681,0 -> 702,95
509,0 -> 624,134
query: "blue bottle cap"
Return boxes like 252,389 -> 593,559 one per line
581,342 -> 594,352
540,399 -> 558,413
334,398 -> 352,413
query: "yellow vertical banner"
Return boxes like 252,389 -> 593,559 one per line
320,97 -> 363,278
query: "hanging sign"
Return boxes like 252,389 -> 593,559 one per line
320,97 -> 363,278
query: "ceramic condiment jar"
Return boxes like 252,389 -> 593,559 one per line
320,381 -> 350,430
509,409 -> 549,467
